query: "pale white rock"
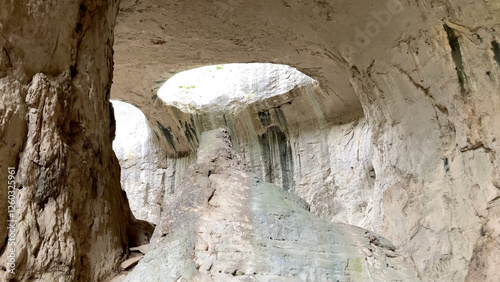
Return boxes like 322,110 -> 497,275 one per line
290,119 -> 376,229
119,77 -> 378,234
111,1 -> 500,280
112,100 -> 175,224
117,51 -> 500,282
125,128 -> 418,282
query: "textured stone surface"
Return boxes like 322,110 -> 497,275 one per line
0,1 -> 151,281
111,1 -> 500,281
0,78 -> 27,256
119,66 -> 381,227
112,99 -> 195,224
112,0 -> 363,125
124,128 -> 417,281
112,99 -> 170,224
115,77 -> 377,231
0,0 -> 497,281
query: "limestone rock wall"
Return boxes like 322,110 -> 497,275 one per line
112,100 -> 195,224
125,128 -> 418,281
110,0 -> 500,280
125,81 -> 377,231
343,2 -> 500,280
118,51 -> 500,280
7,0 -> 498,280
0,1 -> 150,281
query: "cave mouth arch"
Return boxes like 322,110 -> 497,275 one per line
111,61 -> 371,230
111,63 -> 324,223
157,63 -> 318,114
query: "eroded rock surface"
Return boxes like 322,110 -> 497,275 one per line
112,100 -> 196,224
0,0 -> 497,281
114,76 -> 377,231
112,1 -> 500,280
0,1 -> 151,281
125,128 -> 417,282
112,100 -> 171,224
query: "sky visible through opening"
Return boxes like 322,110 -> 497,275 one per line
157,63 -> 316,113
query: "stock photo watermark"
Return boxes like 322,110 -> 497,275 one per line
339,0 -> 405,58
7,167 -> 16,275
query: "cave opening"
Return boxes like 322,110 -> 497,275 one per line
156,63 -> 318,113
2,0 -> 499,280
112,62 -> 321,223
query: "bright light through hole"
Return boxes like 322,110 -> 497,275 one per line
157,63 -> 317,113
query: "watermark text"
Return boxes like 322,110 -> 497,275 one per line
340,0 -> 405,58
7,167 -> 16,275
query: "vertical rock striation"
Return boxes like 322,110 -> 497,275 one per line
107,0 -> 500,280
0,1 -> 151,281
343,3 -> 500,280
114,69 -> 377,230
112,99 -> 195,224
125,128 -> 418,281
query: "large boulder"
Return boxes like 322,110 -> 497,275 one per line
125,128 -> 417,281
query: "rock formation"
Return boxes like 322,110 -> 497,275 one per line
111,0 -> 500,281
0,0 -> 499,281
0,1 -> 152,281
124,128 -> 418,281
112,99 -> 170,224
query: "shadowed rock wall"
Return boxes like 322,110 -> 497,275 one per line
0,1 -> 152,281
